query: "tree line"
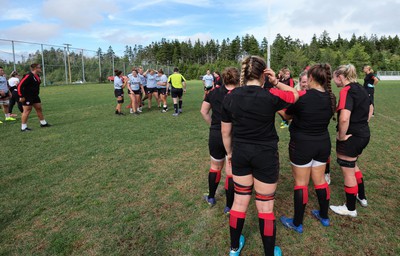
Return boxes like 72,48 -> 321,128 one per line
1,31 -> 399,83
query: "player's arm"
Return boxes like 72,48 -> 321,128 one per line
200,101 -> 212,126
337,109 -> 352,141
373,76 -> 379,86
265,68 -> 299,102
221,121 -> 233,162
182,76 -> 187,92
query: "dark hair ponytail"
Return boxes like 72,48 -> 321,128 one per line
114,69 -> 122,76
308,63 -> 336,120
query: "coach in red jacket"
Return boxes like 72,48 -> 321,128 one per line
18,63 -> 51,131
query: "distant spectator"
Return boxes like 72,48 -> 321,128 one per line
8,70 -> 23,117
203,69 -> 214,92
0,67 -> 16,123
363,65 -> 379,116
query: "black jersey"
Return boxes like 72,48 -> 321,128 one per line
363,73 -> 376,91
286,89 -> 333,140
18,72 -> 41,98
214,76 -> 223,87
221,85 -> 295,147
204,85 -> 230,130
337,83 -> 370,137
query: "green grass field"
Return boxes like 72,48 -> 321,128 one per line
1,80 -> 399,255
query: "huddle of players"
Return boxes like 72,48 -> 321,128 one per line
113,66 -> 175,115
201,57 -> 373,256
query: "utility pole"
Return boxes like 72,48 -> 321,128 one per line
64,43 -> 72,83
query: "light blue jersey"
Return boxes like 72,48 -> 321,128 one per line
158,74 -> 168,88
146,74 -> 157,88
139,74 -> 147,87
128,74 -> 142,91
203,74 -> 214,88
114,76 -> 123,89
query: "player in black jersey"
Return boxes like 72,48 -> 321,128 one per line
330,64 -> 373,217
363,65 -> 379,115
221,56 -> 299,256
200,67 -> 239,215
279,64 -> 336,233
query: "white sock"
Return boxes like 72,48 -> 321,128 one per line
22,123 -> 27,130
5,113 -> 10,118
40,120 -> 47,125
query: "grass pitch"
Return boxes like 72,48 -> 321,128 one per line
0,80 -> 399,255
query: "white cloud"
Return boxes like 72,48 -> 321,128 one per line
127,0 -> 211,11
0,22 -> 61,42
0,8 -> 36,22
42,0 -> 117,29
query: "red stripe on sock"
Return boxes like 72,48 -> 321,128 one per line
258,212 -> 275,236
315,183 -> 330,200
210,168 -> 221,183
355,171 -> 363,184
295,185 -> 308,204
230,210 -> 246,229
345,185 -> 358,195
225,175 -> 233,190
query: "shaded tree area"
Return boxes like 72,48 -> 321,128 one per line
1,31 -> 399,82
119,31 -> 400,78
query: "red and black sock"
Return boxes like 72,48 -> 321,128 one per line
230,210 -> 246,250
208,169 -> 221,199
258,212 -> 276,256
345,185 -> 358,211
293,186 -> 308,226
225,175 -> 234,209
355,171 -> 366,200
315,183 -> 330,219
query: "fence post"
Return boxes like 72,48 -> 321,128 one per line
41,44 -> 46,86
81,49 -> 85,82
64,47 -> 68,84
11,40 -> 16,71
98,51 -> 102,82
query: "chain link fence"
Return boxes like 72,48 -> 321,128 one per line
0,39 -> 173,86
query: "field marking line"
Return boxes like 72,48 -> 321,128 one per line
376,113 -> 400,124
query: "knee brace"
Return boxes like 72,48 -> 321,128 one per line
337,158 -> 356,168
255,191 -> 275,201
117,99 -> 124,104
234,182 -> 253,195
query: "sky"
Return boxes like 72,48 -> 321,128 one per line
0,0 -> 399,59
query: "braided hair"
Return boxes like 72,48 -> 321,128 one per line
240,56 -> 267,86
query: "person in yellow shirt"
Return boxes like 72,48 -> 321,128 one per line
167,68 -> 186,116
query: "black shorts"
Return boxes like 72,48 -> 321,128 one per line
336,136 -> 370,158
128,89 -> 141,95
208,129 -> 226,160
171,88 -> 183,98
289,138 -> 331,166
232,143 -> 279,184
23,96 -> 41,106
146,87 -> 157,94
114,89 -> 124,97
158,88 -> 167,95
204,86 -> 213,91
